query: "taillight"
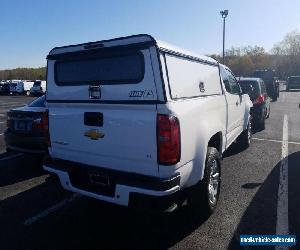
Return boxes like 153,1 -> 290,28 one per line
157,114 -> 180,165
253,94 -> 265,105
33,112 -> 50,146
43,112 -> 50,147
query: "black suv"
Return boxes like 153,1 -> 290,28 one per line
287,76 -> 300,91
252,69 -> 279,101
239,77 -> 271,130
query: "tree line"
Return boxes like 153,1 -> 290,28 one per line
0,67 -> 46,81
211,30 -> 300,79
0,30 -> 300,81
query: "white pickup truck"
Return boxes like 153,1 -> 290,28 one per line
44,34 -> 252,214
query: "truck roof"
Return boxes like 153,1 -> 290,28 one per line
239,77 -> 261,82
48,34 -> 217,65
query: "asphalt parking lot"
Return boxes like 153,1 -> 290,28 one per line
0,87 -> 299,250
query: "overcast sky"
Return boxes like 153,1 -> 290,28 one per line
0,0 -> 299,69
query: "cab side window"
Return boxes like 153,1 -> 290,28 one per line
220,67 -> 231,92
220,66 -> 241,94
260,80 -> 267,94
225,69 -> 241,94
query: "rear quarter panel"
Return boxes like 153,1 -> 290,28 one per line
157,95 -> 227,188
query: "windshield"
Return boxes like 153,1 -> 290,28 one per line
55,52 -> 144,85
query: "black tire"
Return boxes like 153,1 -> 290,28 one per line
237,116 -> 252,149
266,105 -> 270,119
272,95 -> 277,101
187,147 -> 221,217
6,148 -> 14,153
258,119 -> 266,130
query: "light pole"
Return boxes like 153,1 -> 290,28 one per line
220,10 -> 228,64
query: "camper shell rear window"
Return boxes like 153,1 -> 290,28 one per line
54,50 -> 145,85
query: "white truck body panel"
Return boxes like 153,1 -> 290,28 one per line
49,103 -> 159,176
23,81 -> 34,92
41,81 -> 46,93
164,54 -> 222,99
44,34 -> 252,208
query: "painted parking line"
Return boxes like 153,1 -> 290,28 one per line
0,175 -> 48,201
0,133 -> 3,136
0,103 -> 26,108
0,102 -> 27,105
0,121 -> 5,124
24,194 -> 79,226
252,137 -> 300,145
275,114 -> 289,250
0,153 -> 23,161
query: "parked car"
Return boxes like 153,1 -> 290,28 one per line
4,95 -> 48,154
23,81 -> 34,95
239,77 -> 270,130
252,69 -> 279,101
0,82 -> 10,95
9,80 -> 24,95
43,34 -> 252,215
30,80 -> 46,96
287,76 -> 300,91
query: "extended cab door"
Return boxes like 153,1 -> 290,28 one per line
220,66 -> 245,146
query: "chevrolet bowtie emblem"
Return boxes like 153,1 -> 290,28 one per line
84,129 -> 105,140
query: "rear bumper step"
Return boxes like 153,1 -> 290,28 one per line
43,157 -> 181,210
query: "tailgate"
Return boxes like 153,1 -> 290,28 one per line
49,103 -> 158,176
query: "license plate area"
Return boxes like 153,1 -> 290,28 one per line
69,167 -> 115,197
14,120 -> 32,132
89,172 -> 110,187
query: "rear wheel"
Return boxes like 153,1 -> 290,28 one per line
258,118 -> 266,130
266,105 -> 271,119
187,147 -> 221,217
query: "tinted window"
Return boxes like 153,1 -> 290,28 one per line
260,80 -> 266,93
220,67 -> 231,92
253,70 -> 275,80
29,95 -> 46,107
55,52 -> 144,85
33,81 -> 41,86
222,68 -> 240,94
227,71 -> 240,94
289,77 -> 300,83
239,80 -> 260,99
